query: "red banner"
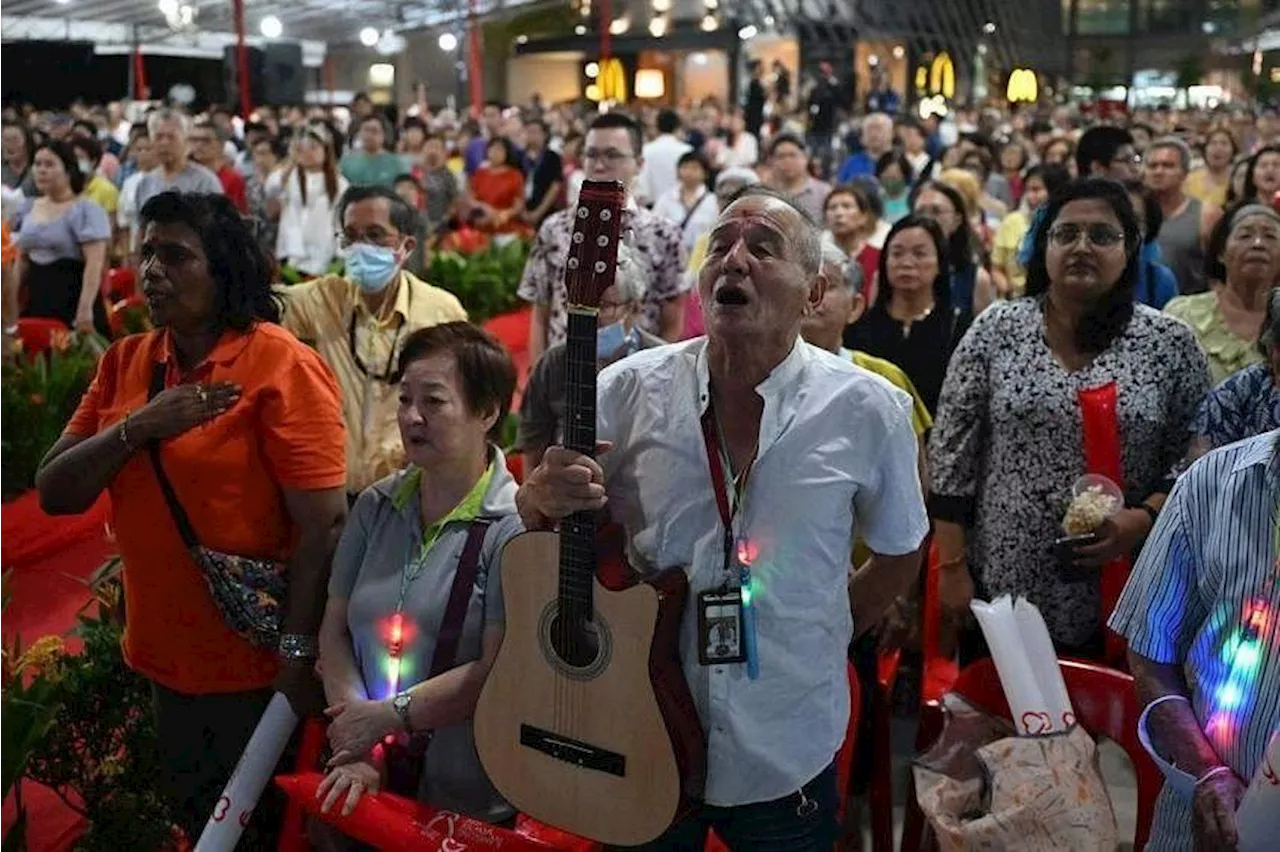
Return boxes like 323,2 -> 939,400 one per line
1076,382 -> 1128,666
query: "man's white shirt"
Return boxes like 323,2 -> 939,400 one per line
597,337 -> 928,805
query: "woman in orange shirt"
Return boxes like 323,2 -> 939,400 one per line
466,136 -> 528,236
36,192 -> 348,846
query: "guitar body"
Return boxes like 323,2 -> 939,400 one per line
475,527 -> 706,847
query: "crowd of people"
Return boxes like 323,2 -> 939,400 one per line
3,77 -> 1279,852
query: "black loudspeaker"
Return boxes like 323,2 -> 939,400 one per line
262,43 -> 305,106
223,44 -> 265,109
223,43 -> 304,107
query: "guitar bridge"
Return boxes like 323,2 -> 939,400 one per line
519,724 -> 626,777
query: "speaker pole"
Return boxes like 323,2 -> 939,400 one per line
233,0 -> 252,116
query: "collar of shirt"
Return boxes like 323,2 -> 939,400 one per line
349,271 -> 411,326
1232,427 -> 1280,499
155,326 -> 253,373
694,335 -> 809,453
391,459 -> 496,552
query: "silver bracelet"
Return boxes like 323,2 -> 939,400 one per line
277,633 -> 319,661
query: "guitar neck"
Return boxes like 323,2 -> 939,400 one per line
559,308 -> 600,624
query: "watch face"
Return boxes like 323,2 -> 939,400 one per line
394,693 -> 410,711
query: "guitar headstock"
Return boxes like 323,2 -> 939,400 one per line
565,180 -> 626,310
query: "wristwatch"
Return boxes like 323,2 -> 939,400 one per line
392,691 -> 413,732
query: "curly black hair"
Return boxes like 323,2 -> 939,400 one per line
1024,178 -> 1141,355
138,191 -> 280,331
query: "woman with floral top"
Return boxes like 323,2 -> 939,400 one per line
929,179 -> 1211,656
1164,203 -> 1280,383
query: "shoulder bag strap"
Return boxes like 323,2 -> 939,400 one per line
678,190 -> 711,235
144,362 -> 201,550
426,519 -> 492,679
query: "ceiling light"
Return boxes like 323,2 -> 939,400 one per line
764,15 -> 775,26
516,34 -> 528,44
575,24 -> 587,35
649,17 -> 667,37
983,21 -> 996,34
700,14 -> 718,31
360,27 -> 379,46
609,17 -> 630,35
892,45 -> 905,59
704,0 -> 717,8
585,61 -> 600,78
737,24 -> 758,40
260,15 -> 282,38
438,32 -> 458,51
158,0 -> 177,14
652,0 -> 671,11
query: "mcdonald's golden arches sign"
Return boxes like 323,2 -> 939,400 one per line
1006,68 -> 1038,104
929,52 -> 955,100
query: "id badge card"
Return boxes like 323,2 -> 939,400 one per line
697,589 -> 746,665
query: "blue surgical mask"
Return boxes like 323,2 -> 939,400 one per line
596,320 -> 633,360
343,242 -> 401,293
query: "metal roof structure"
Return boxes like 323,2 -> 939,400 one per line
1,0 -> 536,62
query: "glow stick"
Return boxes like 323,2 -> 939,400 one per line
1013,597 -> 1075,729
193,692 -> 299,852
971,596 -> 1060,735
1237,729 -> 1280,852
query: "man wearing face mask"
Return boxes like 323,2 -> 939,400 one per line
280,185 -> 467,502
69,135 -> 119,221
515,242 -> 663,471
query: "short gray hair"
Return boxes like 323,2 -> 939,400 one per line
819,239 -> 864,295
1148,136 -> 1191,172
147,108 -> 191,138
613,241 -> 649,303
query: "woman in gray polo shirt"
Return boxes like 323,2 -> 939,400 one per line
315,321 -> 522,827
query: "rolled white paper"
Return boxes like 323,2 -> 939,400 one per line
971,596 -> 1075,736
1237,729 -> 1280,852
1012,598 -> 1074,729
193,692 -> 299,852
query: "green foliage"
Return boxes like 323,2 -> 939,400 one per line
429,239 -> 530,324
2,559 -> 177,851
1,334 -> 104,501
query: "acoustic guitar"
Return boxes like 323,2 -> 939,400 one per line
474,180 -> 706,846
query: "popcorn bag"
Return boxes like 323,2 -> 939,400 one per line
913,597 -> 1118,851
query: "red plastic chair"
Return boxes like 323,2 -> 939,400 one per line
15,317 -> 69,355
705,661 -> 862,852
901,657 -> 1161,852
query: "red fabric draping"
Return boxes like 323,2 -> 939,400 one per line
482,305 -> 533,406
2,491 -> 112,572
1076,382 -> 1129,666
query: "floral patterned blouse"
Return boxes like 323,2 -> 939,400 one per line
929,299 -> 1211,646
1164,291 -> 1265,384
517,204 -> 688,350
1189,363 -> 1280,450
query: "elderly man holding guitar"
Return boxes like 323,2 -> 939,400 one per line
507,184 -> 928,850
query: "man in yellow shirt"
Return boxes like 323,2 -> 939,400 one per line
280,185 -> 468,500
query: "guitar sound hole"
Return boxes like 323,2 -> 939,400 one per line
550,613 -> 601,669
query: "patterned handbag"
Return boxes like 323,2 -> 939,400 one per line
145,363 -> 285,648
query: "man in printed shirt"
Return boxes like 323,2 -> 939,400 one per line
518,112 -> 688,367
518,186 -> 926,850
1109,429 -> 1280,851
280,185 -> 467,500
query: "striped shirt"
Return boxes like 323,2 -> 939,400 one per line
1108,430 -> 1280,851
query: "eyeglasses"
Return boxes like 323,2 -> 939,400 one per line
336,231 -> 402,250
1047,223 -> 1125,249
583,148 -> 634,165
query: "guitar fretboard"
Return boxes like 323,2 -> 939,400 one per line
559,308 -> 599,626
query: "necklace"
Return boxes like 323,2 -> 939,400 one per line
892,301 -> 934,338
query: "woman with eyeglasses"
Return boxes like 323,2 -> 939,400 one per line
1165,203 -> 1280,383
929,179 -> 1210,658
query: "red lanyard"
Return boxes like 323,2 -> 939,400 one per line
700,398 -> 755,582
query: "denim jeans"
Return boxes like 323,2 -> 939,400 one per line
615,762 -> 839,851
